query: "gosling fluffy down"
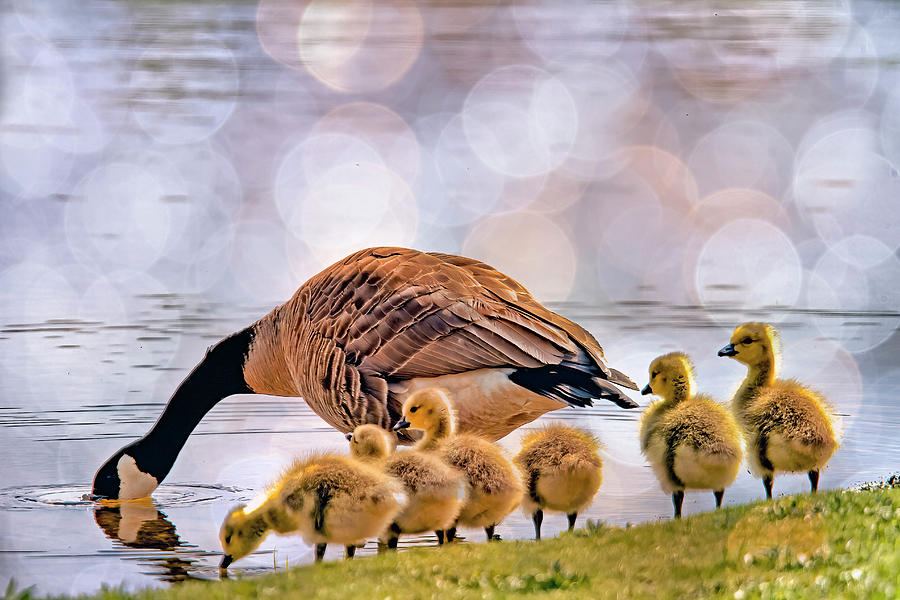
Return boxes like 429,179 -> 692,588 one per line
641,352 -> 742,518
348,424 -> 466,547
719,322 -> 838,499
219,453 -> 404,566
514,424 -> 602,539
394,387 -> 522,542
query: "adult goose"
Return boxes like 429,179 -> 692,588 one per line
92,247 -> 639,499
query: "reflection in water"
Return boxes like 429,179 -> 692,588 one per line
93,500 -> 202,584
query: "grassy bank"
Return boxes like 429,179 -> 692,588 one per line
37,486 -> 900,600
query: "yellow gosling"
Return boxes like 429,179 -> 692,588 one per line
640,353 -> 742,518
393,388 -> 522,542
718,322 -> 838,499
513,424 -> 602,539
347,424 -> 466,548
218,453 -> 404,569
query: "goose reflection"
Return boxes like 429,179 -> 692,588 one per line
93,499 -> 203,583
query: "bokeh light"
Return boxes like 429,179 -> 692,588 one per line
297,0 -> 424,93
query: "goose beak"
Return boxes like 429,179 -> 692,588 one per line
345,433 -> 353,441
718,343 -> 738,357
392,418 -> 411,431
641,384 -> 652,396
220,554 -> 233,570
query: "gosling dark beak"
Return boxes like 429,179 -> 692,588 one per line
641,384 -> 652,396
392,418 -> 411,431
345,433 -> 353,441
220,554 -> 233,569
718,343 -> 738,357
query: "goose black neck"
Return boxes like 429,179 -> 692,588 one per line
136,326 -> 255,480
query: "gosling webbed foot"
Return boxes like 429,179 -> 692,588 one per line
763,474 -> 774,500
532,509 -> 543,540
672,490 -> 685,518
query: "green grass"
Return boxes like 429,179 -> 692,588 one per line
43,487 -> 900,600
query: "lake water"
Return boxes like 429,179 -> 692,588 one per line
2,0 -> 900,596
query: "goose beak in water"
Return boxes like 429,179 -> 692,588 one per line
220,554 -> 233,570
392,418 -> 411,431
345,433 -> 353,441
718,343 -> 738,357
641,384 -> 653,396
92,448 -> 159,500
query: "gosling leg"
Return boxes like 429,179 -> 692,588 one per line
345,545 -> 356,559
446,526 -> 457,543
714,490 -> 724,509
567,512 -> 577,532
315,543 -> 327,562
763,474 -> 774,500
672,490 -> 685,519
532,509 -> 543,540
808,469 -> 819,493
485,524 -> 496,542
435,530 -> 445,545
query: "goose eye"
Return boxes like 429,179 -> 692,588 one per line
409,406 -> 418,413
741,337 -> 753,345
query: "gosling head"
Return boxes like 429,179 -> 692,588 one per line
219,504 -> 271,570
642,352 -> 695,403
393,388 -> 453,437
718,322 -> 778,368
347,424 -> 394,461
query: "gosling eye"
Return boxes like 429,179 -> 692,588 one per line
650,371 -> 659,379
409,406 -> 418,413
224,534 -> 232,544
741,337 -> 753,345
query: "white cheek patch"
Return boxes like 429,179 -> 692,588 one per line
117,454 -> 159,499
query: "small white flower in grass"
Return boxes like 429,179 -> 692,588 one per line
733,589 -> 746,599
852,569 -> 862,580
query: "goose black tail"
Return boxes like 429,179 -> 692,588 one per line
508,364 -> 638,409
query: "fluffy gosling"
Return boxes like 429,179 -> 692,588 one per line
513,424 -> 602,539
718,322 -> 837,499
641,352 -> 743,518
347,424 -> 466,548
393,387 -> 522,542
219,453 -> 404,569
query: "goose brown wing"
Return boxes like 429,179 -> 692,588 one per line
303,248 -> 635,391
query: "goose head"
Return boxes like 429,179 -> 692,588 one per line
642,352 -> 695,403
393,388 -> 453,438
91,441 -> 162,500
347,424 -> 394,461
219,504 -> 271,569
718,322 -> 777,368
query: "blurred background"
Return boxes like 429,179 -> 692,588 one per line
1,0 -> 899,595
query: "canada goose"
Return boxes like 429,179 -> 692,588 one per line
393,387 -> 522,542
718,322 -> 837,499
92,247 -> 638,499
513,424 -> 602,539
347,424 -> 466,548
218,453 -> 404,568
640,353 -> 742,518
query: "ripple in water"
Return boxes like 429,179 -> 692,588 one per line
0,483 -> 250,510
